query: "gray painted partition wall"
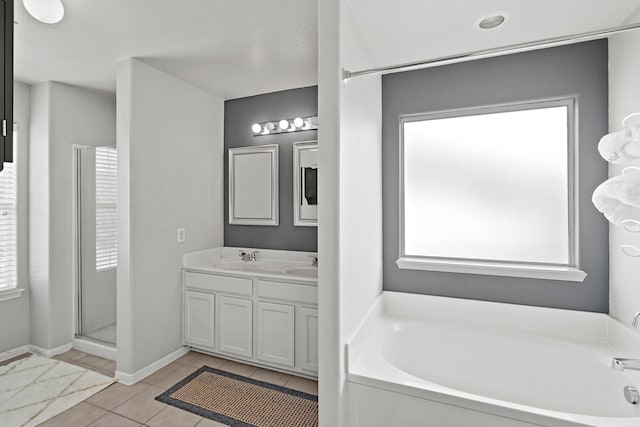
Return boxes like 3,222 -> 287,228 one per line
382,40 -> 609,313
224,86 -> 318,252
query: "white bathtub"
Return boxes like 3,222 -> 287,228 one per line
347,292 -> 640,427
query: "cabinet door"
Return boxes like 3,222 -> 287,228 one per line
218,296 -> 253,358
257,302 -> 295,367
184,291 -> 214,349
296,307 -> 318,373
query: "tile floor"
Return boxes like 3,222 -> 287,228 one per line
52,351 -> 116,378
83,324 -> 117,346
38,350 -> 318,427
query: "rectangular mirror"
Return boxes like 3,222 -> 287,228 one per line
293,141 -> 318,227
229,144 -> 279,226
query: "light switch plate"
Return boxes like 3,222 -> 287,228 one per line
177,227 -> 186,243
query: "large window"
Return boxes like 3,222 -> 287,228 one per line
398,99 -> 585,281
95,146 -> 117,271
0,130 -> 17,291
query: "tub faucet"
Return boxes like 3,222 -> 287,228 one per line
308,255 -> 318,267
238,250 -> 258,262
612,358 -> 640,372
633,312 -> 640,328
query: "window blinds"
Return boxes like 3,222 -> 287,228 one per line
95,146 -> 117,270
0,131 -> 17,290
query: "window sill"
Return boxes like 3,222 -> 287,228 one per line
0,288 -> 26,302
396,257 -> 587,282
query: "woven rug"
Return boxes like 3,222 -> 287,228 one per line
156,366 -> 318,427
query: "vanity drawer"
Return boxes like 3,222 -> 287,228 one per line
185,272 -> 252,296
257,280 -> 317,305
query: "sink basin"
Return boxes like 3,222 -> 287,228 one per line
208,259 -> 317,280
282,267 -> 318,279
213,261 -> 279,273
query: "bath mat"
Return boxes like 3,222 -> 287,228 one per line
0,354 -> 114,427
156,366 -> 318,427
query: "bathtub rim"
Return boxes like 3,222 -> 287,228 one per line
346,291 -> 640,427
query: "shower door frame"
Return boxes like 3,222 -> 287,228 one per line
72,145 -> 118,346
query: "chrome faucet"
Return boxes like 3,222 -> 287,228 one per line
308,254 -> 318,267
612,312 -> 640,372
633,312 -> 640,328
612,358 -> 640,372
238,250 -> 258,262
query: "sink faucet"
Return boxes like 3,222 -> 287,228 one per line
633,312 -> 640,328
612,358 -> 640,371
238,250 -> 258,262
308,254 -> 318,267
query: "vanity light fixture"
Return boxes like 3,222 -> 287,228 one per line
23,0 -> 65,24
252,116 -> 318,136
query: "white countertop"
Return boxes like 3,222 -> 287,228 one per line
182,247 -> 318,284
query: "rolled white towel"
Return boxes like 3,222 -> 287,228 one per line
592,168 -> 640,225
598,124 -> 640,164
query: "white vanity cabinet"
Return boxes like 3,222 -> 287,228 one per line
257,301 -> 295,367
184,291 -> 215,350
296,307 -> 319,373
218,296 -> 253,358
182,268 -> 318,378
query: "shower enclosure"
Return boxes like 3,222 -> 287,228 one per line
74,146 -> 118,346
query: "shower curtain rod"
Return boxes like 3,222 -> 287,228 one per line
342,22 -> 640,82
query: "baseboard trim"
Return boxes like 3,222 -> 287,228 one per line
115,346 -> 189,385
72,338 -> 117,361
0,345 -> 30,363
29,343 -> 73,358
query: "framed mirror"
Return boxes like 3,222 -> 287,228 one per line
229,144 -> 279,226
293,141 -> 318,227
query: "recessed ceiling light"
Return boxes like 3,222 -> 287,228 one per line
476,12 -> 509,30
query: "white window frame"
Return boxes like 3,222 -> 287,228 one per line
397,97 -> 586,282
0,127 -> 25,301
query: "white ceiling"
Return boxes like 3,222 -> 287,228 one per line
14,0 -> 318,99
346,0 -> 640,71
15,0 -> 640,99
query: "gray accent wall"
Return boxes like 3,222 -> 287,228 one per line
224,86 -> 318,252
382,40 -> 609,313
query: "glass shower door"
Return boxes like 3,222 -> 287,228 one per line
76,146 -> 117,346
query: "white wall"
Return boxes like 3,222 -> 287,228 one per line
116,58 -> 224,375
29,82 -> 116,350
318,1 -> 383,425
608,30 -> 640,325
0,82 -> 31,354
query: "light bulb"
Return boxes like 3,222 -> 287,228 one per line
293,117 -> 304,128
279,120 -> 289,130
265,122 -> 275,132
251,123 -> 262,134
23,0 -> 65,24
